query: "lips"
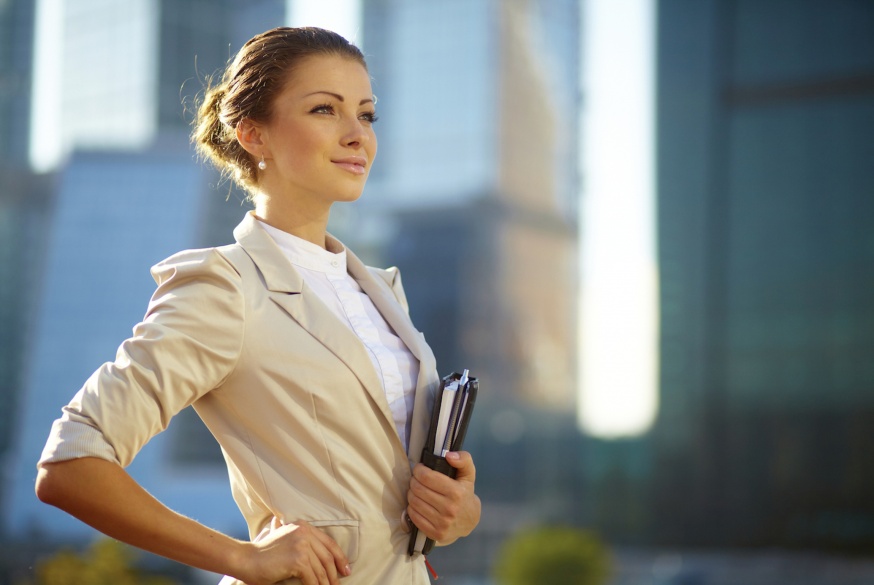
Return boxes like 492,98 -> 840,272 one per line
332,156 -> 367,175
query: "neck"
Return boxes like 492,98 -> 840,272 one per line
254,192 -> 331,249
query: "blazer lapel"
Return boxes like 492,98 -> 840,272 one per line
345,251 -> 428,363
232,214 -> 395,431
346,250 -> 440,466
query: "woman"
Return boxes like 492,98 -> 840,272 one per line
35,27 -> 480,585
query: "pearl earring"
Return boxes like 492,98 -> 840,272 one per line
258,155 -> 267,171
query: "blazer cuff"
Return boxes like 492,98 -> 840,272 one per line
38,415 -> 120,467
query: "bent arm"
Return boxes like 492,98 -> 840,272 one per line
35,457 -> 351,585
34,250 -> 251,573
36,457 -> 248,577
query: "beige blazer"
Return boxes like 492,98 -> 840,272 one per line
49,212 -> 439,583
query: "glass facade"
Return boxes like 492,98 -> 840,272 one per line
0,0 -> 49,518
651,0 -> 874,551
0,0 -> 35,166
361,0 -> 499,204
37,0 -> 286,168
61,0 -> 159,153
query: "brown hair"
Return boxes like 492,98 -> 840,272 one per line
192,27 -> 367,196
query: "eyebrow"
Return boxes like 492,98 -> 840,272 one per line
305,91 -> 374,106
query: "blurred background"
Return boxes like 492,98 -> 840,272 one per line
1,0 -> 873,584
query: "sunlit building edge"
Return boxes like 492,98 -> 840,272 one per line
577,0 -> 659,438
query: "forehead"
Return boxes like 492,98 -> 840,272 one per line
282,54 -> 372,98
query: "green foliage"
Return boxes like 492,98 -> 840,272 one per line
22,539 -> 177,585
493,525 -> 612,585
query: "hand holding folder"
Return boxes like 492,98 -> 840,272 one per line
408,370 -> 478,557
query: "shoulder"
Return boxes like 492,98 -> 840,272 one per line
151,246 -> 241,285
149,243 -> 268,293
139,247 -> 247,368
146,247 -> 249,320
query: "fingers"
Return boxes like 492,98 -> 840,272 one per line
291,522 -> 348,585
409,466 -> 454,513
406,466 -> 467,541
445,451 -> 476,482
312,524 -> 352,578
303,532 -> 338,585
406,486 -> 446,539
244,520 -> 350,585
406,452 -> 482,544
410,451 -> 475,494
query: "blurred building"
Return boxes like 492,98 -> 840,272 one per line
648,0 -> 874,552
38,0 -> 285,167
0,0 -> 34,167
0,0 -> 53,512
3,0 -> 274,541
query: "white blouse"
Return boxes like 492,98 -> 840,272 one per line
258,220 -> 419,449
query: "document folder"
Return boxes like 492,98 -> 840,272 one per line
408,370 -> 478,557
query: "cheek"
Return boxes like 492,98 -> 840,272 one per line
284,142 -> 311,165
276,123 -> 323,162
283,133 -> 316,160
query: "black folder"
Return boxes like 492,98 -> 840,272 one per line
408,370 -> 478,557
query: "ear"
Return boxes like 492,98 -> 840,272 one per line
236,118 -> 267,159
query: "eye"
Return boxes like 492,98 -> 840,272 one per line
359,111 -> 379,124
310,103 -> 335,115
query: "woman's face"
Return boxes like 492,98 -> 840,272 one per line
257,54 -> 377,207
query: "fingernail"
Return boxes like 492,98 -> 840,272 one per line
345,564 -> 352,576
446,452 -> 459,461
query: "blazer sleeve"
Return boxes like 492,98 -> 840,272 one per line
39,248 -> 245,468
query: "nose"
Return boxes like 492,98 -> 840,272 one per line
342,117 -> 370,148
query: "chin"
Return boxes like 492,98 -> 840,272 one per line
335,189 -> 366,203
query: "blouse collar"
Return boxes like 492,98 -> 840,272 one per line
256,219 -> 347,276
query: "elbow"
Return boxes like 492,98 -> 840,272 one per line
35,463 -> 67,507
36,457 -> 119,511
35,465 -> 54,504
